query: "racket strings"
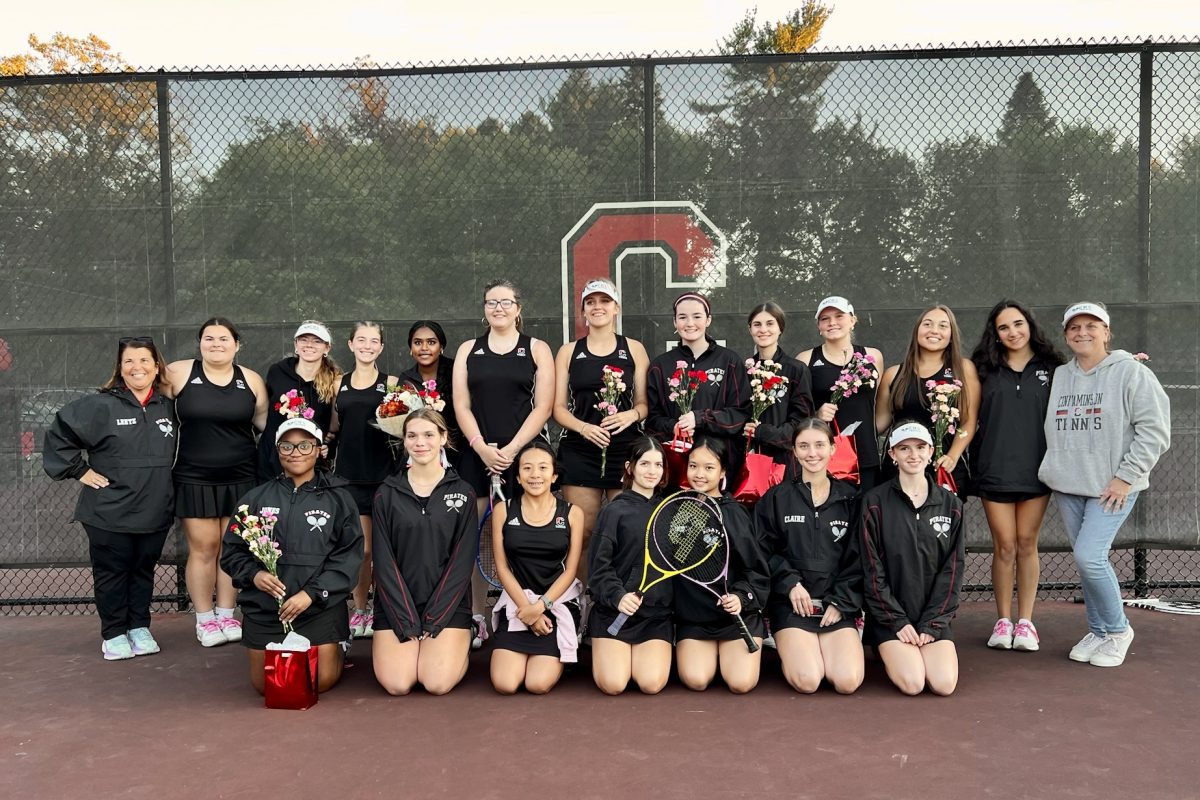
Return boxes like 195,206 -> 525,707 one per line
651,500 -> 727,584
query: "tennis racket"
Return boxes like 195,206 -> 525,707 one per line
475,452 -> 505,590
1123,597 -> 1200,616
608,491 -> 760,653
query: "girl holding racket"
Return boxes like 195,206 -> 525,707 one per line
370,408 -> 478,695
755,419 -> 864,694
646,292 -> 751,482
875,305 -> 979,497
743,302 -> 813,468
860,422 -> 964,696
673,436 -> 769,693
328,321 -> 398,640
969,301 -> 1064,651
490,441 -> 584,694
797,296 -> 885,491
587,436 -> 673,695
553,279 -> 650,584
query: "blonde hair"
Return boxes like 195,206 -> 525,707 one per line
297,319 -> 341,404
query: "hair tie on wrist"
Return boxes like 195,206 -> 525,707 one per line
467,434 -> 483,449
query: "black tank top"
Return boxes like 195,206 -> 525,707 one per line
174,361 -> 257,483
894,363 -> 958,454
465,333 -> 537,446
806,344 -> 880,468
502,495 -> 572,595
561,335 -> 637,450
333,371 -> 395,483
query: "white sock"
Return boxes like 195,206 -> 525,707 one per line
1018,618 -> 1033,627
196,610 -> 216,623
214,606 -> 235,619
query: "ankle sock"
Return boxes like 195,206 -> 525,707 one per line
196,610 -> 216,623
214,607 -> 235,619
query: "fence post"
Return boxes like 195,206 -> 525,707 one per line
642,60 -> 656,202
1132,43 -> 1153,597
155,74 -> 177,350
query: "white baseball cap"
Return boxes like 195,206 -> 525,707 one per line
1061,302 -> 1110,330
581,279 -> 619,305
888,422 -> 934,448
276,418 -> 323,444
815,296 -> 854,319
294,322 -> 332,344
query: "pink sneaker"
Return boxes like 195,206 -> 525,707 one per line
350,610 -> 375,639
218,615 -> 243,643
987,618 -> 1014,650
195,618 -> 227,647
1013,620 -> 1040,652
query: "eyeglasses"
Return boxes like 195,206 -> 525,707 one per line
119,336 -> 155,345
484,299 -> 517,310
276,441 -> 317,455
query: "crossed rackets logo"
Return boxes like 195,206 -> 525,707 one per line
830,525 -> 847,542
157,419 -> 174,437
929,517 -> 952,538
445,493 -> 467,511
306,511 -> 331,532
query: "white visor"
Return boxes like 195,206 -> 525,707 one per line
815,296 -> 854,319
1061,302 -> 1110,330
294,322 -> 332,344
276,418 -> 323,444
888,422 -> 933,448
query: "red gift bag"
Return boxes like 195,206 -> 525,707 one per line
936,465 -> 957,494
663,432 -> 692,489
829,421 -> 861,485
734,452 -> 786,507
264,646 -> 319,710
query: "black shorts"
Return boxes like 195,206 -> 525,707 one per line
175,480 -> 257,519
587,604 -> 673,644
978,489 -> 1050,504
675,613 -> 766,643
343,481 -> 382,516
240,604 -> 349,649
768,604 -> 859,635
862,617 -> 954,646
492,601 -> 581,657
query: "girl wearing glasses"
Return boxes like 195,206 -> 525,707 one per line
221,417 -> 363,695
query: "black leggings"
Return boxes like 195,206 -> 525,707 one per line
83,524 -> 169,640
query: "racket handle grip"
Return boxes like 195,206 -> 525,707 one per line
606,613 -> 631,637
736,614 -> 760,654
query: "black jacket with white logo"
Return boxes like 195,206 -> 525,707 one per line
221,472 -> 363,624
587,489 -> 672,619
43,387 -> 178,534
371,468 -> 478,639
671,494 -> 769,627
859,477 -> 964,638
755,476 -> 862,615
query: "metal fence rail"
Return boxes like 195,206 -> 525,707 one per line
1,40 -> 1196,614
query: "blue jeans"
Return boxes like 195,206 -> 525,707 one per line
1054,492 -> 1140,636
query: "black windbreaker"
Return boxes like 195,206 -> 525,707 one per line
970,357 -> 1054,495
755,476 -> 862,615
747,346 -> 814,464
672,495 -> 770,626
257,357 -> 336,482
587,490 -> 672,619
859,477 -> 964,638
221,472 -> 363,624
646,338 -> 752,480
371,469 -> 478,639
42,388 -> 177,534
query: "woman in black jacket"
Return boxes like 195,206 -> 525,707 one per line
743,302 -> 814,469
43,336 -> 177,661
755,419 -> 864,694
860,422 -> 964,696
588,436 -> 672,695
221,418 -> 363,695
371,408 -> 478,696
970,300 -> 1064,652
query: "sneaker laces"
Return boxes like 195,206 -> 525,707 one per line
129,628 -> 154,646
197,619 -> 222,634
1093,636 -> 1123,658
220,616 -> 242,629
1074,632 -> 1101,650
350,610 -> 367,628
1014,621 -> 1038,641
992,619 -> 1014,636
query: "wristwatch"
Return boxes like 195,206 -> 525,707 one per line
541,596 -> 554,612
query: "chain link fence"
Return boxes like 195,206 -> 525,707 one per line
1,42 -> 1196,614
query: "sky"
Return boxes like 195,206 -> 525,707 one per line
2,0 -> 1199,70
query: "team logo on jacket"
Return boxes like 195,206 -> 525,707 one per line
444,493 -> 468,511
928,515 -> 952,538
830,522 -> 848,542
1036,369 -> 1049,386
262,506 -> 281,516
117,417 -> 137,426
706,368 -> 724,384
306,510 -> 331,532
784,514 -> 806,524
157,418 -> 174,437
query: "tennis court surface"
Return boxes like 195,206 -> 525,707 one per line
3,601 -> 1196,799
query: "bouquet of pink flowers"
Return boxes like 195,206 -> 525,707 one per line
668,360 -> 707,416
231,504 -> 289,633
417,379 -> 446,413
745,358 -> 789,452
274,389 -> 315,420
925,379 -> 963,463
594,365 -> 627,475
829,352 -> 877,405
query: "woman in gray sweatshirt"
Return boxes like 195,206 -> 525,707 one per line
1038,302 -> 1171,668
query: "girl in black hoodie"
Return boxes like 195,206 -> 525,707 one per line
755,419 -> 864,694
370,408 -> 479,696
674,437 -> 770,694
587,436 -> 673,695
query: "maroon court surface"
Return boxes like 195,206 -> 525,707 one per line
2,601 -> 1197,799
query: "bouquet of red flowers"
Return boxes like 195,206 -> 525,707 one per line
274,389 -> 315,421
745,358 -> 789,453
375,385 -> 425,437
668,360 -> 707,416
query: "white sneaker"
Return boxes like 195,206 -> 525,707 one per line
102,634 -> 134,661
1069,632 -> 1105,662
762,633 -> 777,650
987,618 -> 1014,650
218,616 -> 243,643
1089,627 -> 1134,668
1012,620 -> 1040,652
128,627 -> 160,656
196,618 -> 228,647
470,613 -> 489,650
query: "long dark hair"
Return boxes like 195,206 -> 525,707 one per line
689,435 -> 728,475
102,337 -> 170,394
890,305 -> 967,414
971,300 -> 1065,381
622,436 -> 668,491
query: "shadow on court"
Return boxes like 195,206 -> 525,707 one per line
3,601 -> 1196,800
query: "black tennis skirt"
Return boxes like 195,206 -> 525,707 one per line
862,616 -> 954,646
372,601 -> 473,634
240,604 -> 349,649
343,481 -> 382,516
587,605 -> 674,644
175,480 -> 257,520
675,612 -> 766,643
492,601 -> 581,657
768,603 -> 859,635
